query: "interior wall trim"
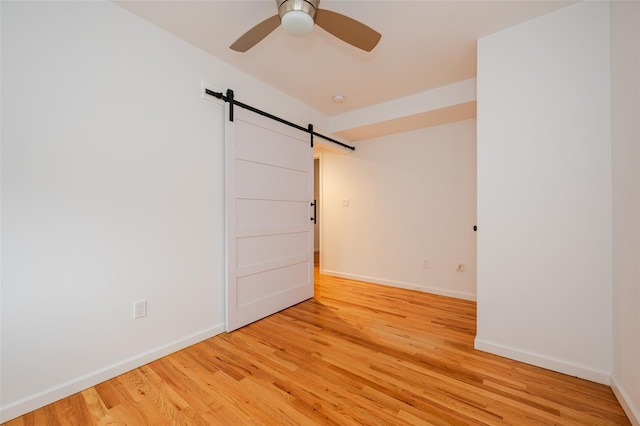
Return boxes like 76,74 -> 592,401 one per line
474,338 -> 611,385
0,324 -> 225,423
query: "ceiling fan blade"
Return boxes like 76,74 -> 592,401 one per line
315,9 -> 381,52
230,15 -> 280,52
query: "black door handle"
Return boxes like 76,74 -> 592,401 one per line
310,200 -> 317,224
473,225 -> 477,231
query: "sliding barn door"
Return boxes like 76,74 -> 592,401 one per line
225,105 -> 314,331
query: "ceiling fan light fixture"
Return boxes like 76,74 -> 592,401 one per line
230,0 -> 380,52
281,10 -> 315,37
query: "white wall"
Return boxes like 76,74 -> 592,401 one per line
611,1 -> 640,423
0,1 -> 324,421
321,120 -> 477,300
476,1 -> 612,383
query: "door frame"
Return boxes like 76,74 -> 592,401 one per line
314,152 -> 323,273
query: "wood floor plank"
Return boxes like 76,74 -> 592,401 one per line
2,258 -> 631,425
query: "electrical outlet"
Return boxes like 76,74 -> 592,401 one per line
423,259 -> 430,269
133,299 -> 147,319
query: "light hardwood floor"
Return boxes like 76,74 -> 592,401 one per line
4,256 -> 630,425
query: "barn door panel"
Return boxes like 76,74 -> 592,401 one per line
225,106 -> 314,331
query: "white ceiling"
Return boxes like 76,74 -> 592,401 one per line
115,0 -> 574,138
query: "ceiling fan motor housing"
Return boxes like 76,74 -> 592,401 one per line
277,0 -> 319,21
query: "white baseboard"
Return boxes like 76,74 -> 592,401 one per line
321,269 -> 476,302
611,375 -> 640,426
0,323 -> 225,423
474,337 -> 611,385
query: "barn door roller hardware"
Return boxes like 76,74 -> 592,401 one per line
205,88 -> 355,151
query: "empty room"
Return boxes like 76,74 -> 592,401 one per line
1,0 -> 638,424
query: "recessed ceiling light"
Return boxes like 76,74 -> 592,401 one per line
332,94 -> 346,103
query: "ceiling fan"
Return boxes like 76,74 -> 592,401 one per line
230,0 -> 381,53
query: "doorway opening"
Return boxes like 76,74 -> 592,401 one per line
314,156 -> 320,271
